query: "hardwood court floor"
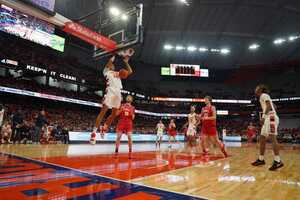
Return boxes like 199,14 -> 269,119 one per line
0,143 -> 299,200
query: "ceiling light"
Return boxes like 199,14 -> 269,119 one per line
220,48 -> 230,54
164,44 -> 174,50
175,46 -> 185,51
199,47 -> 208,52
121,14 -> 128,21
210,48 -> 220,52
187,46 -> 197,52
273,38 -> 286,45
249,43 -> 260,50
179,0 -> 190,6
288,36 -> 298,42
109,7 -> 120,16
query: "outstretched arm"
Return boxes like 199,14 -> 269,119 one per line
123,57 -> 133,76
105,56 -> 115,69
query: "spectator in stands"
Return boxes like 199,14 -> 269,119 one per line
33,110 -> 48,144
20,120 -> 33,144
11,109 -> 24,144
1,121 -> 12,144
62,127 -> 69,144
0,103 -> 4,133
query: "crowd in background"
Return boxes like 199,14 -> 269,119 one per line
0,73 -> 300,145
1,96 -> 300,145
0,101 -> 70,144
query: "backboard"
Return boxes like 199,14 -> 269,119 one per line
93,3 -> 143,59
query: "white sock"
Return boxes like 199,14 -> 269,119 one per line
93,127 -> 97,132
274,155 -> 281,162
259,155 -> 264,161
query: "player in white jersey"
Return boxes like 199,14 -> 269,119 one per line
252,84 -> 283,171
186,106 -> 198,138
155,120 -> 165,148
184,105 -> 199,155
90,55 -> 133,144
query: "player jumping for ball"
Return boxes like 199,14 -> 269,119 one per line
252,84 -> 283,171
90,50 -> 134,144
115,95 -> 135,158
200,96 -> 228,157
155,120 -> 165,149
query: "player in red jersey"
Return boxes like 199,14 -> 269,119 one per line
115,95 -> 135,158
200,96 -> 228,157
168,119 -> 177,148
246,122 -> 256,144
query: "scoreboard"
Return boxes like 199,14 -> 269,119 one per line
161,64 -> 209,77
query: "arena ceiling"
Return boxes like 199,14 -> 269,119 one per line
55,0 -> 300,69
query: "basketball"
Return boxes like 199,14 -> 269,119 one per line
118,48 -> 135,58
119,69 -> 129,79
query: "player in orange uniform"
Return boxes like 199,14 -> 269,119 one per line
200,96 -> 228,157
168,119 -> 177,148
247,122 -> 256,144
115,95 -> 135,158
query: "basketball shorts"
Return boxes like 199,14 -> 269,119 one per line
103,88 -> 121,109
187,124 -> 196,136
261,113 -> 279,137
116,122 -> 133,134
201,125 -> 217,136
168,130 -> 176,137
157,131 -> 163,138
247,131 -> 255,138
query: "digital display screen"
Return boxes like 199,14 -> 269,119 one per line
27,0 -> 55,12
0,5 -> 65,52
161,67 -> 170,76
170,63 -> 200,77
161,64 -> 209,77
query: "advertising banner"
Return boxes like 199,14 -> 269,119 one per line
69,132 -> 185,142
63,22 -> 117,52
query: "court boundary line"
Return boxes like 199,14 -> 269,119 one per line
1,152 -> 209,200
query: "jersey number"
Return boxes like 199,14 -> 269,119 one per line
124,111 -> 129,116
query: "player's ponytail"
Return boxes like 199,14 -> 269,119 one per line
257,84 -> 270,94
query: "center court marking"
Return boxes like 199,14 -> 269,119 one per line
0,152 -> 207,199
